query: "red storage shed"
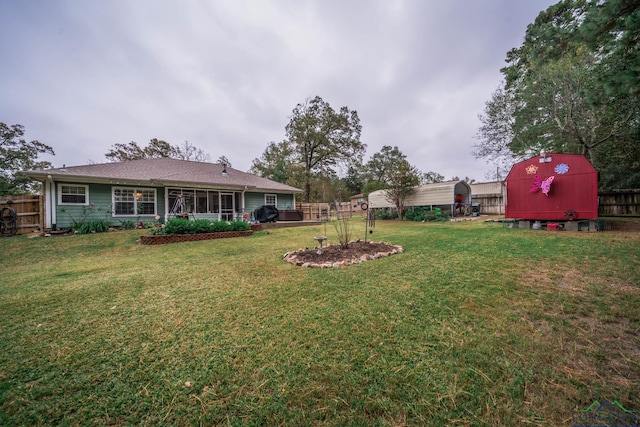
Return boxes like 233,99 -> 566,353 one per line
505,153 -> 598,221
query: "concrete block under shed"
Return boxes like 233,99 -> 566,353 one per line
564,220 -> 596,231
564,221 -> 579,231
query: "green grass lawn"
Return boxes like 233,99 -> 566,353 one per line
1,219 -> 639,426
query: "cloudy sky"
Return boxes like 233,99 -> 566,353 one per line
1,0 -> 555,181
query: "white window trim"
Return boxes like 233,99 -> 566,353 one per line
112,187 -> 157,217
58,184 -> 89,206
265,194 -> 277,206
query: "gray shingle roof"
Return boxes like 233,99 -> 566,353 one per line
26,159 -> 302,193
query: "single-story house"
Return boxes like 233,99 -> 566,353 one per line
368,180 -> 472,215
350,193 -> 366,213
25,158 -> 302,230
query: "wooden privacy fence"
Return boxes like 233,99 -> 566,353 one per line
471,188 -> 640,217
295,202 -> 352,221
296,202 -> 330,221
0,195 -> 42,235
599,189 -> 640,217
334,202 -> 352,219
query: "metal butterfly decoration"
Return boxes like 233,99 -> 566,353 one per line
530,175 -> 554,196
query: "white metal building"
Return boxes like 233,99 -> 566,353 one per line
368,180 -> 472,213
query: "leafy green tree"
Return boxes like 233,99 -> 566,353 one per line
106,139 -> 173,161
449,176 -> 477,184
473,84 -> 523,180
361,180 -> 388,199
252,97 -> 364,202
215,155 -> 231,167
384,159 -> 420,220
579,0 -> 640,99
105,139 -> 211,162
342,165 -> 366,196
174,141 -> 211,162
360,145 -> 426,214
0,123 -> 54,195
315,170 -> 351,203
250,140 -> 301,185
474,0 -> 640,189
365,145 -> 406,182
285,96 -> 365,202
421,171 -> 445,184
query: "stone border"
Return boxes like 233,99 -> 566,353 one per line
283,242 -> 404,268
140,230 -> 253,245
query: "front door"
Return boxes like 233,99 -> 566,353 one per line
220,193 -> 234,221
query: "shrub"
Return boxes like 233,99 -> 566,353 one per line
62,202 -> 112,232
75,220 -> 111,234
210,221 -> 231,233
192,219 -> 214,234
375,208 -> 398,220
404,207 -> 426,221
229,220 -> 250,231
403,206 -> 451,222
161,218 -> 192,235
120,220 -> 136,230
154,218 -> 251,235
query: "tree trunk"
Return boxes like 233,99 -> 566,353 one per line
304,180 -> 311,203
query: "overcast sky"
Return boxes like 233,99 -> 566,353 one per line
1,0 -> 555,181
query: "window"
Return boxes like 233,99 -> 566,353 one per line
137,189 -> 156,215
208,191 -> 219,214
196,191 -> 208,213
265,194 -> 277,206
168,188 -> 240,217
59,184 -> 88,205
113,187 -> 156,216
113,188 -> 135,215
168,190 -> 194,214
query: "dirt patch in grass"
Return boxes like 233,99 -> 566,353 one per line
521,267 -> 592,294
283,241 -> 402,267
610,219 -> 640,232
513,266 -> 640,421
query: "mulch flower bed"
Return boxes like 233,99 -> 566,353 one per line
283,240 -> 403,268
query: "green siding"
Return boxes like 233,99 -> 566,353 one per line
53,182 -> 294,229
245,192 -> 296,214
245,192 -> 265,214
54,182 -> 165,229
276,194 -> 296,210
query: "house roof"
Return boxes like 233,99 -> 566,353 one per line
25,158 -> 302,193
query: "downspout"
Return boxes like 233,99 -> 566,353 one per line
164,186 -> 168,221
47,174 -> 56,230
242,186 -> 247,220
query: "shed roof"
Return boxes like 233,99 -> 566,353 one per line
25,158 -> 302,193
